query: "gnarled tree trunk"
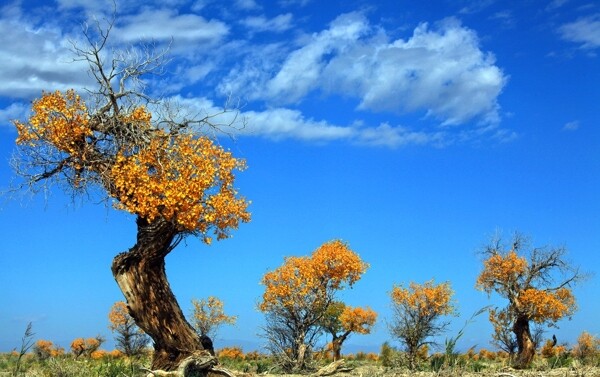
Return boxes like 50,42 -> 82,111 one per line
331,332 -> 349,361
513,315 -> 535,369
111,216 -> 204,371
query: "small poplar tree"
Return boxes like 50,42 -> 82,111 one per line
259,240 -> 368,371
389,280 -> 456,370
190,296 -> 237,340
319,302 -> 377,361
108,301 -> 149,357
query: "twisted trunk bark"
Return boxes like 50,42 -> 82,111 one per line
331,332 -> 349,361
513,315 -> 535,369
111,216 -> 204,371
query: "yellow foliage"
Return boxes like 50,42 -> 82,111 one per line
479,348 -> 496,360
339,306 -> 377,334
476,251 -> 528,294
70,338 -> 86,356
190,296 -> 237,337
15,90 -> 91,154
109,349 -> 124,358
572,331 -> 600,360
259,240 -> 367,313
416,344 -> 429,360
390,280 -> 455,318
111,133 -> 250,235
108,301 -> 131,331
34,340 -> 59,359
14,90 -> 250,238
70,337 -> 101,358
477,245 -> 578,330
516,288 -> 575,322
91,350 -> 108,360
217,346 -> 245,360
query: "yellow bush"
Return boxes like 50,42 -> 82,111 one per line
217,346 -> 244,360
572,331 -> 599,361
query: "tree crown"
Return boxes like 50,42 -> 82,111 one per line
475,234 -> 580,324
390,280 -> 456,318
259,240 -> 368,314
13,88 -> 250,242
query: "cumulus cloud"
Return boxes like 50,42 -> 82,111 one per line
563,120 -> 580,131
559,14 -> 600,49
0,102 -> 30,129
114,8 -> 229,44
0,3 -> 511,148
221,13 -> 506,127
235,0 -> 261,10
158,95 -> 450,148
0,5 -> 91,99
241,108 -> 354,141
241,13 -> 294,33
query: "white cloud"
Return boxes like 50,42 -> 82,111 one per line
0,5 -> 91,99
241,13 -> 294,33
241,108 -> 354,141
563,120 -> 580,131
235,0 -> 261,10
264,12 -> 370,103
159,96 -> 448,147
223,13 -> 506,127
330,18 -> 506,126
354,122 -> 445,148
559,14 -> 600,49
0,102 -> 30,129
114,8 -> 229,44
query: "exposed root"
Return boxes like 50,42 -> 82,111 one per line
143,350 -> 222,377
312,359 -> 354,377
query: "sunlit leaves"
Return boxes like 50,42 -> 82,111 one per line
339,306 -> 377,335
33,340 -> 64,360
107,301 -> 149,357
259,240 -> 368,314
475,234 -> 582,368
13,89 -> 250,240
390,280 -> 456,319
476,237 -> 578,326
190,296 -> 237,338
475,251 -> 527,295
108,301 -> 131,331
516,288 -> 575,323
70,337 -> 103,358
111,132 -> 250,236
15,90 -> 91,154
389,279 -> 456,369
259,240 -> 368,371
572,331 -> 600,360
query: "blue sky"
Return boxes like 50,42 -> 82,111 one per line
1,0 -> 599,354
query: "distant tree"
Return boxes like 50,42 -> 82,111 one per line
319,302 -> 377,361
258,240 -> 368,371
10,17 -> 250,372
108,301 -> 149,357
572,331 -> 600,363
476,232 -> 584,369
389,280 -> 456,370
488,308 -> 518,356
70,336 -> 104,358
33,340 -> 55,360
190,296 -> 237,340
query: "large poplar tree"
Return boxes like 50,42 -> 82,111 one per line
11,19 -> 250,372
476,233 -> 583,369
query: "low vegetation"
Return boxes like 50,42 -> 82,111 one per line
2,328 -> 599,376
